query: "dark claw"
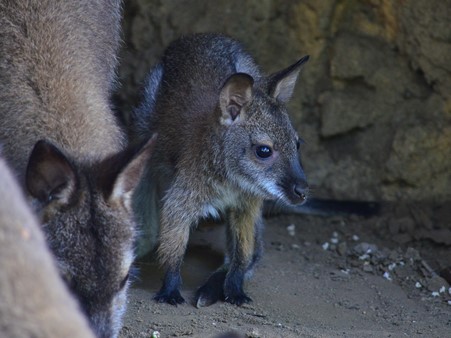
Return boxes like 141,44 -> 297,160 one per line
223,269 -> 250,306
154,289 -> 185,305
224,292 -> 252,306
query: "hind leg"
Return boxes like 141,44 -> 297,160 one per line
245,214 -> 264,278
196,198 -> 263,307
153,216 -> 190,305
154,184 -> 199,305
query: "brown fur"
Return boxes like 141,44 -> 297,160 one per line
0,1 -> 155,337
231,198 -> 262,261
0,0 -> 124,180
0,155 -> 95,338
133,33 -> 309,306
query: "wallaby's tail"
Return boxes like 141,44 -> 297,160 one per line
132,164 -> 162,258
130,62 -> 164,142
264,198 -> 381,217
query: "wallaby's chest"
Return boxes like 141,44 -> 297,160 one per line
200,184 -> 244,220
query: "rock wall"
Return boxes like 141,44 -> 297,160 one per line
117,0 -> 451,202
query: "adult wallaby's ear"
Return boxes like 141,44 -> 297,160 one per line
268,55 -> 309,103
219,73 -> 254,126
26,140 -> 77,204
109,134 -> 157,209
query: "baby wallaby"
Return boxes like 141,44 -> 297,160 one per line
0,155 -> 95,338
133,33 -> 309,306
0,1 -> 155,336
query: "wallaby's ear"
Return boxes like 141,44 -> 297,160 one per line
219,73 -> 254,126
26,140 -> 77,204
268,55 -> 309,103
109,134 -> 157,210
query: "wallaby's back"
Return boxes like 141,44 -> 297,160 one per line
0,155 -> 95,338
0,0 -> 124,181
0,2 -> 154,337
135,33 -> 261,144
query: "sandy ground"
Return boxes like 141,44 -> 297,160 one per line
120,203 -> 451,338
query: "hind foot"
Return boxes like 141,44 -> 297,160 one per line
154,288 -> 185,305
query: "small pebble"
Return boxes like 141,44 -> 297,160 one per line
354,242 -> 377,256
431,292 -> 440,297
286,224 -> 295,236
352,235 -> 359,241
322,242 -> 329,250
415,282 -> 422,288
248,328 -> 260,337
330,237 -> 339,244
383,272 -> 392,281
439,286 -> 446,293
359,254 -> 370,261
388,263 -> 397,271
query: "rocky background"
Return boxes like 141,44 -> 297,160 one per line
116,0 -> 451,203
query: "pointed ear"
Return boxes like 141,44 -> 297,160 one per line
109,134 -> 157,209
268,55 -> 309,103
26,140 -> 77,204
219,73 -> 254,126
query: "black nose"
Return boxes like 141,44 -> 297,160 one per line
293,183 -> 308,203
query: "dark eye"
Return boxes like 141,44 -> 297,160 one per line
255,145 -> 273,159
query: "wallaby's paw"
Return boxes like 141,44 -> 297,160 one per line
195,270 -> 227,308
154,289 -> 185,305
195,284 -> 224,308
224,291 -> 252,306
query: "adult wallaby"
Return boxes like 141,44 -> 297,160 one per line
132,33 -> 309,307
0,155 -> 95,338
0,1 -> 155,337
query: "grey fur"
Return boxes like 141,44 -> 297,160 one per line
133,33 -> 309,306
132,62 -> 164,143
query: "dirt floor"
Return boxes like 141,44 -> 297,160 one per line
120,202 -> 451,338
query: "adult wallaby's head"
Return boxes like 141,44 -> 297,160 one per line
25,136 -> 156,338
0,155 -> 95,338
219,56 -> 309,206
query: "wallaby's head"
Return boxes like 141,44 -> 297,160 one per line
25,136 -> 156,338
219,56 -> 309,206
